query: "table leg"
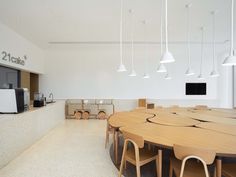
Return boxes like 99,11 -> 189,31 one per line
216,158 -> 222,177
114,130 -> 119,164
157,149 -> 162,177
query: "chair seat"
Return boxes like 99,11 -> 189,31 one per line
222,164 -> 236,177
126,147 -> 157,166
171,157 -> 209,177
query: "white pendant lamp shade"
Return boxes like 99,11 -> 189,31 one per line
223,0 -> 236,66
210,69 -> 219,77
129,70 -> 137,77
160,51 -> 175,63
117,0 -> 126,72
165,72 -> 172,79
128,9 -> 137,77
197,73 -> 205,80
143,73 -> 150,79
210,11 -> 219,77
160,0 -> 175,63
185,4 -> 195,76
223,55 -> 236,66
157,63 -> 167,73
117,63 -> 127,72
185,67 -> 195,76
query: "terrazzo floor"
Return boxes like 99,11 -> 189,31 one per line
0,120 -> 118,177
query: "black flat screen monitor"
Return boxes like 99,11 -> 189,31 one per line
185,83 -> 206,95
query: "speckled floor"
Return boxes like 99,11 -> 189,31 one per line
0,120 -> 118,177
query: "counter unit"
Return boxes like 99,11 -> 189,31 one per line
0,101 -> 65,169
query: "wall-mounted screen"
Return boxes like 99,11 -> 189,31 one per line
185,83 -> 206,95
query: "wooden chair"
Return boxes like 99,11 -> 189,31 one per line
105,118 -> 114,148
169,144 -> 216,177
119,130 -> 159,177
221,163 -> 236,177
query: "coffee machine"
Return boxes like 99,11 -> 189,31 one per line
0,88 -> 29,113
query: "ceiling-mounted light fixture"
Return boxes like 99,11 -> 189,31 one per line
157,0 -> 167,73
117,0 -> 127,72
222,0 -> 236,66
185,4 -> 195,76
128,9 -> 137,77
210,11 -> 219,77
198,27 -> 205,80
143,20 -> 150,79
165,72 -> 172,79
160,0 -> 175,63
157,64 -> 167,73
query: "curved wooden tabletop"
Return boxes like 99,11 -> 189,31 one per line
108,111 -> 154,128
196,122 -> 236,136
120,123 -> 236,157
148,112 -> 200,127
109,107 -> 236,157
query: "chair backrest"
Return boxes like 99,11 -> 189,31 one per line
173,144 -> 216,165
122,130 -> 144,148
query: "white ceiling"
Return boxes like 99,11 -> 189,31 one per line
0,0 -> 233,49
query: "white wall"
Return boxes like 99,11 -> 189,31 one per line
0,22 -> 44,74
40,42 -> 229,108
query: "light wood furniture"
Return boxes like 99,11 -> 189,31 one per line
147,103 -> 155,109
108,107 -> 236,177
222,164 -> 236,177
66,99 -> 114,119
196,122 -> 236,136
169,144 -> 216,177
138,98 -> 146,107
74,110 -> 82,119
149,112 -> 200,127
82,110 -> 90,119
119,130 -> 159,177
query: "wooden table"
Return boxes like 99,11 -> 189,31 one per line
148,112 -> 200,127
108,107 -> 236,177
196,122 -> 236,136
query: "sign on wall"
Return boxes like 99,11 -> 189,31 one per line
1,51 -> 27,66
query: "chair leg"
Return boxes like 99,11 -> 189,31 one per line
124,159 -> 127,169
136,164 -> 141,177
148,144 -> 151,151
119,141 -> 127,177
157,150 -> 162,177
213,167 -> 216,177
169,159 -> 173,177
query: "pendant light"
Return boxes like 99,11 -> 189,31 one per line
185,4 -> 195,76
222,0 -> 236,66
210,11 -> 219,77
160,0 -> 175,63
117,0 -> 127,72
143,20 -> 150,79
128,9 -> 137,77
157,0 -> 167,73
165,72 -> 172,80
198,27 -> 205,80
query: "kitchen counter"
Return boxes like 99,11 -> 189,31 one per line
0,100 -> 65,169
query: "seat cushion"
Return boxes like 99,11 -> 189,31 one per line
171,156 -> 209,177
222,164 -> 236,177
125,147 -> 157,165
